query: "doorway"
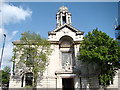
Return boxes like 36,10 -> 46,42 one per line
62,78 -> 74,90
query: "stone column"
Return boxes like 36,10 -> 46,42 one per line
56,15 -> 59,23
66,13 -> 68,24
69,15 -> 71,24
23,75 -> 25,87
60,13 -> 63,25
56,14 -> 60,27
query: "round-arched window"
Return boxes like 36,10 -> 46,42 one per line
59,36 -> 75,69
59,36 -> 73,48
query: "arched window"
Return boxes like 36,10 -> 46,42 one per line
59,36 -> 75,69
62,16 -> 66,24
59,36 -> 73,48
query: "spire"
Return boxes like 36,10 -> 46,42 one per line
56,6 -> 72,27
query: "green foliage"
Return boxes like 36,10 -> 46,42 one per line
78,28 -> 120,86
12,31 -> 51,87
0,66 -> 11,87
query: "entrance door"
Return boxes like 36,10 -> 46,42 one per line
62,78 -> 74,90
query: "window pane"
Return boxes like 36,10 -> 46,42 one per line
62,52 -> 72,66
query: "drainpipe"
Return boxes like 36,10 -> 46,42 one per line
12,51 -> 16,75
79,77 -> 82,90
56,77 -> 57,90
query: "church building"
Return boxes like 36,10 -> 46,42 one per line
9,6 -> 120,90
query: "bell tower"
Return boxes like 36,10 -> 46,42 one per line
56,6 -> 72,27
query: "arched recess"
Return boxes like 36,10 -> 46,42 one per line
21,72 -> 33,87
25,72 -> 33,86
59,36 -> 75,69
59,36 -> 73,48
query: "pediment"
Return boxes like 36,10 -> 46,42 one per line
48,24 -> 84,35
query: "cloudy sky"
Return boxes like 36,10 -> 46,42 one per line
0,2 -> 32,69
0,1 -> 119,70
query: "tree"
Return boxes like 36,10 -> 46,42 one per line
12,31 -> 51,88
0,66 -> 11,88
78,29 -> 120,87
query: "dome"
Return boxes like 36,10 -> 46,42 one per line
59,6 -> 68,12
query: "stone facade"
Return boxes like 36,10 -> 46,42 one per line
9,6 -> 120,90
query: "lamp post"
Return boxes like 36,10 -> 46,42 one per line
0,34 -> 6,69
